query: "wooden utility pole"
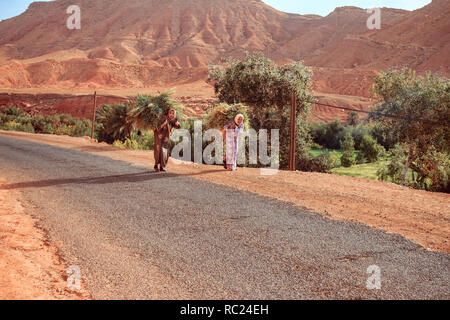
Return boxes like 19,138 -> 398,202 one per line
289,94 -> 297,171
91,91 -> 97,139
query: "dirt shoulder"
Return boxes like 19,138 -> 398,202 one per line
0,176 -> 90,300
1,130 -> 449,254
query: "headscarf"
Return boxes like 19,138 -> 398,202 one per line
168,108 -> 177,120
234,114 -> 244,126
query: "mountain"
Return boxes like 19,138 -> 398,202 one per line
0,0 -> 448,120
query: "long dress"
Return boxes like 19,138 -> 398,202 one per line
224,122 -> 244,171
154,116 -> 181,169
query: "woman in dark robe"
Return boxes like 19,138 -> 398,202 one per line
154,108 -> 181,172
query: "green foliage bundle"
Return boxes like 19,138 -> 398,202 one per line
203,103 -> 250,130
129,92 -> 184,130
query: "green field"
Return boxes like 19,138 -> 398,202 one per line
331,161 -> 387,180
310,148 -> 388,181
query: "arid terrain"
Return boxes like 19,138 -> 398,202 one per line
0,0 -> 448,121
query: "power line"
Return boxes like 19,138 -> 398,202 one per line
306,98 -> 443,126
231,97 -> 443,126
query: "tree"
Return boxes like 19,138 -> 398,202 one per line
371,69 -> 450,187
356,134 -> 384,163
95,103 -> 133,144
208,52 -> 314,169
340,132 -> 355,167
347,111 -> 360,126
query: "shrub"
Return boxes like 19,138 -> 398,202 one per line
370,123 -> 399,150
31,115 -> 54,134
134,130 -> 155,150
347,111 -> 360,126
310,121 -> 344,149
340,132 -> 355,167
357,135 -> 385,163
3,106 -> 21,116
113,139 -> 140,150
410,147 -> 449,193
340,132 -> 355,151
328,150 -> 341,168
377,145 -> 407,184
341,150 -> 355,167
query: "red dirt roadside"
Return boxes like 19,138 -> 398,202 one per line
1,130 -> 449,255
0,177 -> 90,300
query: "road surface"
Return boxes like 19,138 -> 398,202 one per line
0,135 -> 448,299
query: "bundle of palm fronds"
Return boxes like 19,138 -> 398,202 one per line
129,91 -> 184,130
203,103 -> 250,130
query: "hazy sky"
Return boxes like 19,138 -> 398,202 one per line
263,0 -> 431,16
0,0 -> 432,21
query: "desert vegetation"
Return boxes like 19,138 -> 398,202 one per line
0,106 -> 93,137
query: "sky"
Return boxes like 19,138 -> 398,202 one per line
0,0 -> 432,21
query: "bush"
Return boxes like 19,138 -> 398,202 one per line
310,121 -> 344,149
134,130 -> 155,150
341,150 -> 355,167
378,145 -> 449,193
31,115 -> 54,134
410,147 -> 449,193
297,151 -> 339,173
370,123 -> 399,151
347,111 -> 360,126
340,132 -> 355,167
113,139 -> 140,150
377,145 -> 407,184
3,106 -> 21,116
340,132 -> 354,149
357,135 -> 385,164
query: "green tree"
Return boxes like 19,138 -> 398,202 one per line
356,134 -> 384,163
340,133 -> 355,167
371,69 -> 449,187
96,103 -> 133,144
347,111 -> 360,126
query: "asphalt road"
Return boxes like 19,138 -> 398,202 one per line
0,135 -> 448,299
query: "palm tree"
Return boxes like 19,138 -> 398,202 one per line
96,103 -> 133,143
